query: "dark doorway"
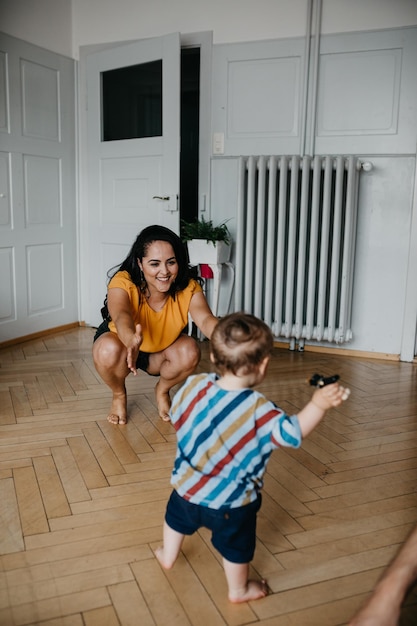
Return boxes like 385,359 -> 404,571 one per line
180,47 -> 200,224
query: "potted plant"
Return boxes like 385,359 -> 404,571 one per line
181,216 -> 232,266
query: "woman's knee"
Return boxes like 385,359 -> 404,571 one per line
148,336 -> 201,376
167,336 -> 201,370
179,336 -> 201,366
93,334 -> 125,369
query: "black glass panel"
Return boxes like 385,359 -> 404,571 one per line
101,60 -> 162,141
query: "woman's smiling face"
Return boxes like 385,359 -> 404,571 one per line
138,240 -> 179,294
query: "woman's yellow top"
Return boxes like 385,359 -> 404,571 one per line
108,271 -> 202,353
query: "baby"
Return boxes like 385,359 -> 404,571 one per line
156,312 -> 350,603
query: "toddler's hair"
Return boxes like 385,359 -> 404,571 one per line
211,312 -> 273,375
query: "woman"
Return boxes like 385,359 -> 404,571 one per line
93,225 -> 218,424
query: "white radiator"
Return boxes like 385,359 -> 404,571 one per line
235,155 -> 362,346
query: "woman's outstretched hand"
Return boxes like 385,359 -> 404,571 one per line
126,324 -> 143,375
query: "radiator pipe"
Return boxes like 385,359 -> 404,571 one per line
300,0 -> 313,156
307,0 -> 323,156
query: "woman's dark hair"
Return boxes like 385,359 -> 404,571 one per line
108,224 -> 191,296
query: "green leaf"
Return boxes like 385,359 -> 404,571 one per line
181,216 -> 231,244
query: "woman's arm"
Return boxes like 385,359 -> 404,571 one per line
349,525 -> 417,626
188,291 -> 218,340
108,287 -> 142,374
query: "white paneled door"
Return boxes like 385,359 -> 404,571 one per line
0,33 -> 77,343
84,33 -> 181,327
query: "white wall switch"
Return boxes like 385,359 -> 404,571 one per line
213,132 -> 225,154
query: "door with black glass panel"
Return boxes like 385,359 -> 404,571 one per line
85,33 -> 181,325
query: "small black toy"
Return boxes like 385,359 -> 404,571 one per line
309,373 -> 340,388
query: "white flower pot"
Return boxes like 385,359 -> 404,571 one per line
187,239 -> 231,265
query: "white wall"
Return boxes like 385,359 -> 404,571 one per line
0,0 -> 73,58
320,0 -> 417,35
2,0 -> 417,358
207,25 -> 417,358
1,0 -> 417,59
352,157 -> 415,355
71,0 -> 417,57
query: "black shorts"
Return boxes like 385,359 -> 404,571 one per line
93,320 -> 151,373
165,489 -> 262,564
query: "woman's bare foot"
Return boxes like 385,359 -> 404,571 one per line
107,390 -> 127,425
228,579 -> 269,603
155,381 -> 171,421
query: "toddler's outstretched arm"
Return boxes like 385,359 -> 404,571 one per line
297,381 -> 350,438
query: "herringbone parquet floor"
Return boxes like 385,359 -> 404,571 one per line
1,326 -> 417,625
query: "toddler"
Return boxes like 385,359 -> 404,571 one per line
156,312 -> 350,603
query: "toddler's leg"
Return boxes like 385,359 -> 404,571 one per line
155,521 -> 185,569
223,558 -> 268,603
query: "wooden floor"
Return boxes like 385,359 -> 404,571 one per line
1,326 -> 417,626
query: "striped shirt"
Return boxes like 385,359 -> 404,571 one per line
170,373 -> 302,509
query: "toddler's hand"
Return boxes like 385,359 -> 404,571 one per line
312,382 -> 350,410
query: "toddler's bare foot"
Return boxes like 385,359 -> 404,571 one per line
155,546 -> 172,570
229,579 -> 268,603
155,381 -> 171,421
107,390 -> 127,425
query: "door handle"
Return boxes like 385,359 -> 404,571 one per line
152,194 -> 178,212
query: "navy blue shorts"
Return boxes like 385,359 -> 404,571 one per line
93,320 -> 151,373
165,489 -> 262,564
